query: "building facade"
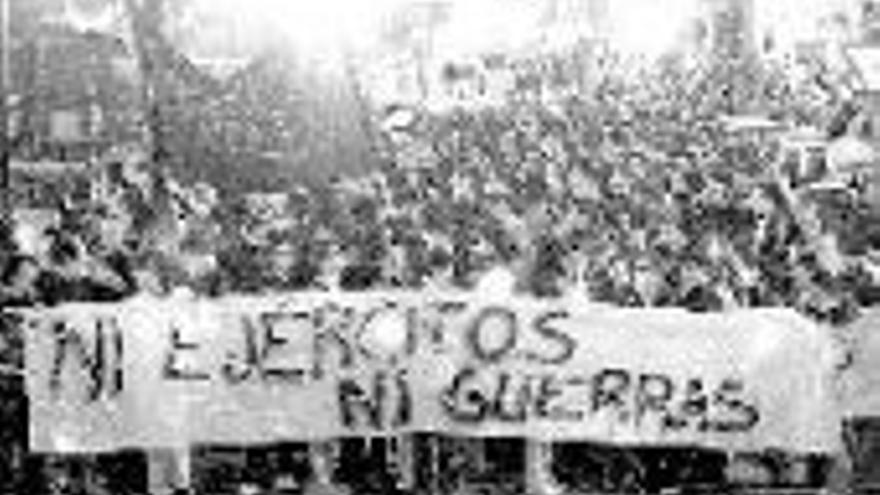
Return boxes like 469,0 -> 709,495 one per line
11,22 -> 140,162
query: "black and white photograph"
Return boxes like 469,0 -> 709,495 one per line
2,0 -> 880,494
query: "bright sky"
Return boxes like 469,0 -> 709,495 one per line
606,0 -> 699,57
186,0 -> 857,61
188,0 -> 411,53
436,0 -> 704,58
435,0 -> 546,56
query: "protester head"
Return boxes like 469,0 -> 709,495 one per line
308,443 -> 336,485
1,254 -> 42,303
238,481 -> 264,495
271,473 -> 300,495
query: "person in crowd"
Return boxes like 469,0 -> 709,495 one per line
300,444 -> 351,495
37,227 -> 132,304
269,472 -> 300,495
0,254 -> 44,306
238,480 -> 264,495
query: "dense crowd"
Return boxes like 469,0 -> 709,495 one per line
0,51 -> 876,495
2,55 -> 880,328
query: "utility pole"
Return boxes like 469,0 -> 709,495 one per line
0,0 -> 10,224
123,0 -> 169,168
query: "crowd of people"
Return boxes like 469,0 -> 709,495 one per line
2,54 -> 879,326
0,49 -> 877,495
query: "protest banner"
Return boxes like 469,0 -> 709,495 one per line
839,308 -> 880,418
23,291 -> 841,454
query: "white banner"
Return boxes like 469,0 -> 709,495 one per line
23,292 -> 841,454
